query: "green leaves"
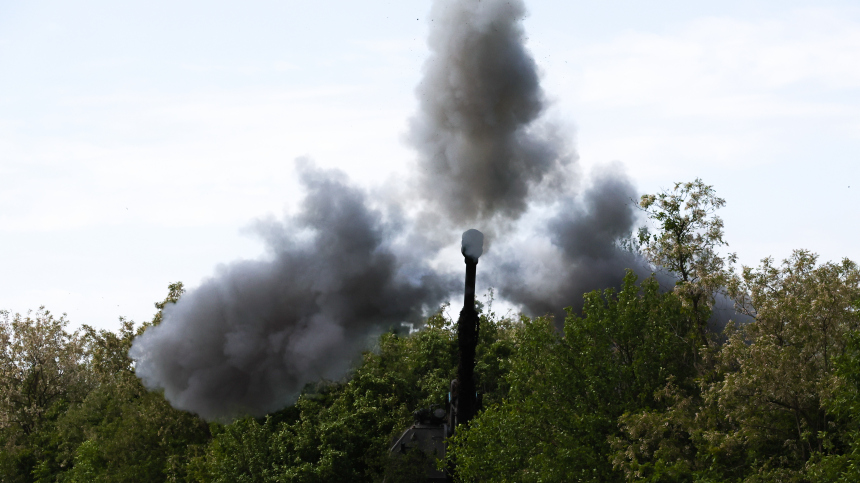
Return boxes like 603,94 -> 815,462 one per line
0,308 -> 88,481
717,252 -> 860,472
0,285 -> 211,483
6,188 -> 860,483
55,312 -> 210,483
613,251 -> 860,482
450,272 -> 693,482
187,307 -> 468,482
0,308 -> 87,437
639,178 -> 736,344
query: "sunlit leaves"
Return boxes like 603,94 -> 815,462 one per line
639,178 -> 737,342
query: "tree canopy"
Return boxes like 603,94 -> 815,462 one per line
3,179 -> 860,482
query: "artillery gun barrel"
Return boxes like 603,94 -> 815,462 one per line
455,229 -> 483,428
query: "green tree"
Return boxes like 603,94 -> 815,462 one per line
812,327 -> 860,481
639,178 -> 736,344
151,282 -> 185,327
189,308 -> 460,482
608,179 -> 735,482
450,271 -> 691,482
188,303 -> 516,482
0,308 -> 87,436
716,251 -> 860,478
612,251 -> 860,482
0,308 -> 88,481
55,282 -> 210,483
58,324 -> 210,482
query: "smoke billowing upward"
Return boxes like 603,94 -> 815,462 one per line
490,164 -> 648,321
131,0 -> 654,421
130,162 -> 455,421
410,0 -> 575,227
407,0 -> 645,319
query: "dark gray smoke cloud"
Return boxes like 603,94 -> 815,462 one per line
489,165 -> 649,321
409,0 -> 575,227
405,0 -> 646,320
130,161 -> 456,421
131,0 -> 726,421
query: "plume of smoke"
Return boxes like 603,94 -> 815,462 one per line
409,0 -> 575,228
404,0 -> 648,320
489,165 -> 649,321
130,161 -> 456,421
131,0 -> 744,422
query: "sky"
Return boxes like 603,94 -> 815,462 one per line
2,0 -> 859,331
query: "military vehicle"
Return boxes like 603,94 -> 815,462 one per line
386,230 -> 484,482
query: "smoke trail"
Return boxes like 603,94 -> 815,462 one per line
130,161 -> 456,421
409,0 -> 575,228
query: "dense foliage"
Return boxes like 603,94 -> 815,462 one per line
3,180 -> 860,482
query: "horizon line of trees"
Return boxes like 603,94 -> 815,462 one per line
3,179 -> 860,482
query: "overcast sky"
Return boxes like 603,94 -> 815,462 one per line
2,0 -> 859,331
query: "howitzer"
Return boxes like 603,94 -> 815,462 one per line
386,229 -> 484,482
453,228 -> 482,428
